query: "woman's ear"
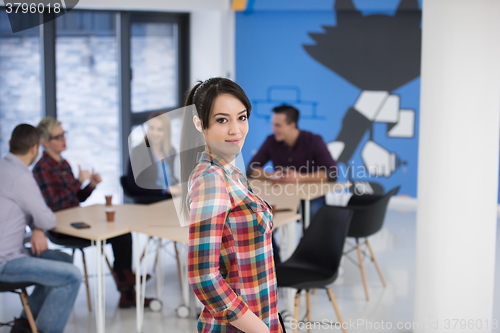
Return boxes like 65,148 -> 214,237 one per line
193,116 -> 203,133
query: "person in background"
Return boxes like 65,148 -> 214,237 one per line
182,78 -> 283,333
247,104 -> 338,261
0,124 -> 81,333
248,104 -> 337,184
126,111 -> 178,203
32,117 -> 150,308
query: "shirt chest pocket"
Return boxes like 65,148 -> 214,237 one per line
245,198 -> 273,235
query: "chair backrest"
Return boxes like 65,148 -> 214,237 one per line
346,186 -> 400,238
285,205 -> 353,277
120,175 -> 165,204
120,175 -> 133,197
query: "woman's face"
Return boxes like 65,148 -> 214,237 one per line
203,93 -> 249,156
44,124 -> 67,155
147,118 -> 164,148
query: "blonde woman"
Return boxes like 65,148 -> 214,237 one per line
33,117 -> 151,308
126,111 -> 178,201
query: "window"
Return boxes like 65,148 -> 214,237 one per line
0,10 -> 41,157
55,11 -> 120,205
131,22 -> 178,113
0,9 -> 189,204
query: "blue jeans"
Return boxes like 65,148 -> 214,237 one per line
0,250 -> 81,333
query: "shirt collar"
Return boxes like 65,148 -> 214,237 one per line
42,151 -> 64,165
199,151 -> 239,176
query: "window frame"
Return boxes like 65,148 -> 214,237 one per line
0,8 -> 190,177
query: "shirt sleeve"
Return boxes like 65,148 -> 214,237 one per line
187,171 -> 249,323
312,134 -> 338,182
33,162 -> 82,212
15,173 -> 56,230
246,135 -> 272,178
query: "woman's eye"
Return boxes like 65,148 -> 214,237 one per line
216,118 -> 227,124
239,115 -> 248,121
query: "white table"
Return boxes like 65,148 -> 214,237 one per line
55,204 -> 141,333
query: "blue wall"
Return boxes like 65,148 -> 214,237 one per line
237,0 -> 423,198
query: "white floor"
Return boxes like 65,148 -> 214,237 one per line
1,208 -> 499,333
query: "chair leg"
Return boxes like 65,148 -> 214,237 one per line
153,237 -> 160,273
80,248 -> 92,312
365,239 -> 386,287
173,242 -> 183,291
326,288 -> 347,333
293,290 -> 301,333
305,290 -> 311,333
356,239 -> 369,301
104,254 -> 118,287
20,288 -> 38,333
141,237 -> 152,264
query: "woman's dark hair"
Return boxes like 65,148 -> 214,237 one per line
178,78 -> 251,222
9,124 -> 40,155
185,77 -> 252,128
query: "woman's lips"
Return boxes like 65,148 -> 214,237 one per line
225,139 -> 241,144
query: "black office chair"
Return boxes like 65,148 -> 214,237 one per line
120,176 -> 165,205
0,281 -> 40,332
341,186 -> 400,301
276,206 -> 353,333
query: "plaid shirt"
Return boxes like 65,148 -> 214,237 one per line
32,152 -> 93,212
188,151 -> 281,333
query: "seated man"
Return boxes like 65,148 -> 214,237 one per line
247,105 -> 338,261
0,124 -> 81,333
248,104 -> 337,184
32,117 -> 150,308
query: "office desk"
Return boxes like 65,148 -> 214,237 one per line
249,180 -> 350,228
130,198 -> 301,333
54,204 -> 137,333
55,200 -> 301,333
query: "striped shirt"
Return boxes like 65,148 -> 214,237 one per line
187,151 -> 281,333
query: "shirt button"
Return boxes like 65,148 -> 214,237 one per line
288,157 -> 293,162
62,171 -> 67,175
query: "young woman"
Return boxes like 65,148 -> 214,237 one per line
126,111 -> 178,201
181,78 -> 282,333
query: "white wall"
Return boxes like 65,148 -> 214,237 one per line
77,0 -> 227,12
78,0 -> 235,86
414,1 -> 500,332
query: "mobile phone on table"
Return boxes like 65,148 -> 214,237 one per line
71,222 -> 91,229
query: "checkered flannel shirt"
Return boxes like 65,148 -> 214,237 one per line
187,151 -> 282,333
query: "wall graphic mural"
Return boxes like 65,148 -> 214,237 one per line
304,0 -> 421,194
236,0 -> 422,198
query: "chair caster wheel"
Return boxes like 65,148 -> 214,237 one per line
176,305 -> 190,318
149,299 -> 162,312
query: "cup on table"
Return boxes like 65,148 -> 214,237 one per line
105,208 -> 115,222
105,195 -> 113,206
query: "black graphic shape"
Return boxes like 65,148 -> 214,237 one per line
303,0 -> 421,194
304,0 -> 421,91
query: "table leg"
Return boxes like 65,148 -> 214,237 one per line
156,238 -> 163,299
141,239 -> 149,319
135,234 -> 142,333
280,222 -> 298,317
304,199 -> 311,229
93,239 -> 105,333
